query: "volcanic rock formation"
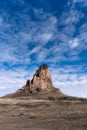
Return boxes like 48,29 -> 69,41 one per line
4,64 -> 66,98
17,64 -> 54,94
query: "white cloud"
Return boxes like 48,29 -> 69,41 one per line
0,17 -> 3,26
37,33 -> 53,44
69,38 -> 79,49
0,67 -> 37,96
0,0 -> 87,97
0,0 -> 86,66
73,0 -> 87,6
0,7 -> 58,65
50,66 -> 87,98
60,10 -> 81,25
0,0 -> 85,65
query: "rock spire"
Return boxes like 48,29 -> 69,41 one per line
18,64 -> 54,94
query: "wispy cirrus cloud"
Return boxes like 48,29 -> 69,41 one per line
0,0 -> 87,97
50,65 -> 87,97
0,5 -> 57,65
0,0 -> 86,65
69,38 -> 80,49
0,66 -> 38,96
73,0 -> 87,6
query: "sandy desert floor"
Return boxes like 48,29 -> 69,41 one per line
0,95 -> 87,130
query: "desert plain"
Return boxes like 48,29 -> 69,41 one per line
0,93 -> 87,130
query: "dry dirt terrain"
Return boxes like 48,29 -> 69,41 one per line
0,94 -> 87,130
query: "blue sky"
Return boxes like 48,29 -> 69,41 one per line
0,0 -> 87,97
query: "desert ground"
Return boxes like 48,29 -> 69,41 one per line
0,93 -> 87,130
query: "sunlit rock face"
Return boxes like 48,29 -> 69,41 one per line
31,64 -> 53,92
18,64 -> 54,94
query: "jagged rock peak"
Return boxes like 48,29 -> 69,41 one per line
31,64 -> 53,91
39,64 -> 48,70
17,64 -> 54,94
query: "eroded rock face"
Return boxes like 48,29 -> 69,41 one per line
18,64 -> 54,94
31,64 -> 53,92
